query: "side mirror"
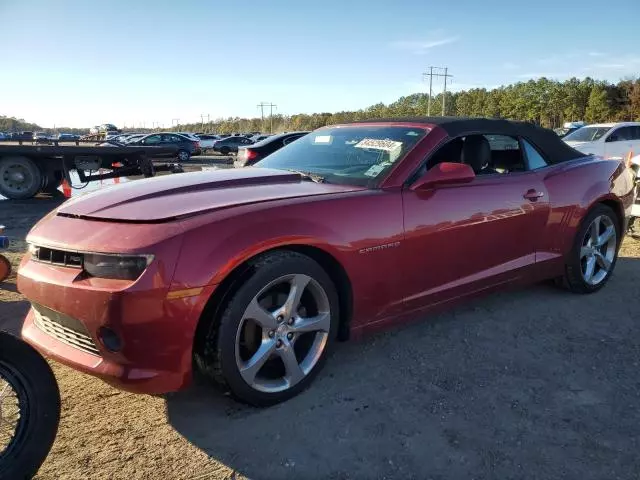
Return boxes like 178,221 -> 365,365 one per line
606,135 -> 618,143
410,162 -> 475,191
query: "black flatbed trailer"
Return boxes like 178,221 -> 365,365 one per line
0,143 -> 181,199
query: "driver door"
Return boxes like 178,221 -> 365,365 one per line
401,136 -> 550,314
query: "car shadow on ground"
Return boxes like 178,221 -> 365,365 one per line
0,299 -> 29,335
165,256 -> 640,480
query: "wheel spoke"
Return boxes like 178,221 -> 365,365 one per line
583,256 -> 596,282
278,341 -> 305,387
243,298 -> 277,329
580,246 -> 592,259
594,252 -> 612,271
597,225 -> 615,246
291,312 -> 331,333
281,274 -> 310,319
589,217 -> 600,245
239,338 -> 276,385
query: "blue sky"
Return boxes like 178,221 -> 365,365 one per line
1,0 -> 639,128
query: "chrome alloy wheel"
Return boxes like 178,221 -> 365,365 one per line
235,274 -> 331,393
580,214 -> 617,285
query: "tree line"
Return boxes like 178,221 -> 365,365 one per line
3,77 -> 639,135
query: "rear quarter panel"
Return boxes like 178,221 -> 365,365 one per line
172,190 -> 406,329
538,156 -> 634,259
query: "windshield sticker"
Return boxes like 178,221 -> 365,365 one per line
355,138 -> 403,152
406,131 -> 420,136
363,162 -> 390,177
314,135 -> 332,144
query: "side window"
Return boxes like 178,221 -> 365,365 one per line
607,127 -> 633,142
479,134 -> 524,174
521,139 -> 548,170
143,135 -> 161,145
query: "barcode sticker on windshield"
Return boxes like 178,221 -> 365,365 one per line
364,163 -> 388,177
314,135 -> 332,144
354,138 -> 402,152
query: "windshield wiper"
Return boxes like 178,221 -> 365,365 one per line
286,169 -> 326,183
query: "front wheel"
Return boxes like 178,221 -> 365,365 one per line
200,251 -> 339,406
561,204 -> 620,293
0,332 -> 60,479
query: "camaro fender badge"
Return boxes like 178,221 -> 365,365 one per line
358,241 -> 401,254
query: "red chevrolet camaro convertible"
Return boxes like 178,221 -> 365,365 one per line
18,118 -> 635,405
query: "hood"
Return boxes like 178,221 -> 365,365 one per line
57,168 -> 365,222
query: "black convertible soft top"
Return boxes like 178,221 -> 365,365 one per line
350,117 -> 585,164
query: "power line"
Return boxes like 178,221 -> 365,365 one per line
422,67 -> 453,116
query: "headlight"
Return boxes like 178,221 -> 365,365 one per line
83,253 -> 154,280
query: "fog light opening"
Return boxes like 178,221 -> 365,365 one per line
98,327 -> 122,353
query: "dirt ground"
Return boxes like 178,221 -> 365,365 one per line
1,186 -> 640,480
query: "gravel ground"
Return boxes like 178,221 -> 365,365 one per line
1,181 -> 639,480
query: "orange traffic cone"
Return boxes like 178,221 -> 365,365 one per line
625,150 -> 634,168
61,179 -> 71,198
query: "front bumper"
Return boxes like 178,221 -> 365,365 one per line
19,256 -> 216,394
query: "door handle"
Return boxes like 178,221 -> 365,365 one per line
523,189 -> 544,201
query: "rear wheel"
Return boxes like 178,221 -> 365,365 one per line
220,146 -> 230,156
177,150 -> 190,162
0,156 -> 43,199
561,204 -> 620,293
200,251 -> 339,406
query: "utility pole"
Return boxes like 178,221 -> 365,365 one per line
442,67 -> 448,116
257,102 -> 277,132
422,67 -> 453,116
200,113 -> 210,130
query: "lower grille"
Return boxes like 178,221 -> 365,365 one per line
32,303 -> 100,356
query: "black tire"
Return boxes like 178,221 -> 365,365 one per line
220,146 -> 230,156
561,204 -> 621,294
0,156 -> 43,200
177,150 -> 190,162
0,255 -> 10,283
200,251 -> 339,406
0,332 -> 60,480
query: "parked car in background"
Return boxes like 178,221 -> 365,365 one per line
554,121 -> 585,138
0,132 -> 9,140
33,132 -> 53,144
212,135 -> 253,155
563,122 -> 640,159
249,134 -> 271,143
127,132 -> 200,161
57,133 -> 80,141
235,131 -> 309,167
99,123 -> 119,133
196,134 -> 221,149
12,131 -> 34,141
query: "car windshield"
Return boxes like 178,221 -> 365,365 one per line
563,126 -> 611,142
255,126 -> 427,187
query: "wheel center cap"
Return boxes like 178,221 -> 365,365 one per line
276,324 -> 289,338
9,171 -> 25,183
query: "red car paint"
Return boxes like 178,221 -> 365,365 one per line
18,122 -> 634,394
